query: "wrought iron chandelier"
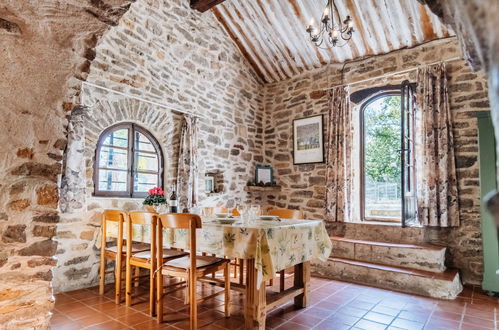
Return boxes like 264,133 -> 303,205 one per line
306,0 -> 354,48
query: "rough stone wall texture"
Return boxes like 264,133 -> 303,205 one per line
53,0 -> 265,293
262,38 -> 490,284
0,0 -> 133,327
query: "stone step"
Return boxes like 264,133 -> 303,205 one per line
312,257 -> 462,299
331,236 -> 447,273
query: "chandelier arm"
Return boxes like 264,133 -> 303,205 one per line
332,0 -> 345,31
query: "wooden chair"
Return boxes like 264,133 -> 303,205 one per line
99,209 -> 149,304
268,208 -> 304,220
156,213 -> 231,329
267,208 -> 304,292
125,211 -> 187,316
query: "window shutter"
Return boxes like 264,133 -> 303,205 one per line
401,80 -> 417,227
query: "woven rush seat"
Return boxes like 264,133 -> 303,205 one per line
133,249 -> 187,261
163,255 -> 229,270
106,243 -> 150,254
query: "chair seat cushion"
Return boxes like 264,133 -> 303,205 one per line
163,255 -> 228,270
133,249 -> 188,260
106,243 -> 150,254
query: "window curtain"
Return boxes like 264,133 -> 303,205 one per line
415,63 -> 460,227
176,115 -> 198,211
325,86 -> 352,222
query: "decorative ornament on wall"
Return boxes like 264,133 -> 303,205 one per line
306,0 -> 354,49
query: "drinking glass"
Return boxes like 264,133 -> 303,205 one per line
201,207 -> 213,219
236,204 -> 248,224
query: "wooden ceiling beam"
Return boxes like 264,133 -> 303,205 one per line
190,0 -> 227,12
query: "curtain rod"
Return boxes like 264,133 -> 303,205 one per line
81,81 -> 207,119
323,56 -> 462,91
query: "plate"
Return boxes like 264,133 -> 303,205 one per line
216,219 -> 237,225
259,215 -> 279,221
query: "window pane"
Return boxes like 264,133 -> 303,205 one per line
99,146 -> 128,170
102,128 -> 129,148
363,96 -> 402,220
135,132 -> 156,152
98,169 -> 128,192
135,151 -> 158,172
134,172 -> 158,192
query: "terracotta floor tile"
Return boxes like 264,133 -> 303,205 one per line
275,321 -> 313,330
74,312 -> 112,327
460,325 -> 494,330
297,306 -> 334,319
325,312 -> 360,326
314,300 -> 342,312
55,301 -> 88,313
314,319 -> 352,330
397,310 -> 431,323
85,320 -> 132,330
371,305 -> 401,317
212,315 -> 244,328
390,317 -> 424,330
431,310 -> 463,322
462,314 -> 495,328
363,311 -> 395,325
116,311 -> 152,326
288,312 -> 322,327
424,316 -> 460,330
265,315 -> 288,329
337,306 -> 369,318
353,318 -> 388,330
465,306 -> 495,320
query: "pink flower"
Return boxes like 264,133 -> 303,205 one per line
148,187 -> 164,195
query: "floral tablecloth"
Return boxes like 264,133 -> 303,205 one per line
104,218 -> 332,287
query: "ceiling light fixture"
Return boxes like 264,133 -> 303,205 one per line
306,0 -> 354,48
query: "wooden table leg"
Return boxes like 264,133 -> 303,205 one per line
293,261 -> 310,308
245,259 -> 266,330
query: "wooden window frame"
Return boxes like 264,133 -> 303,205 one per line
359,91 -> 402,223
93,123 -> 164,198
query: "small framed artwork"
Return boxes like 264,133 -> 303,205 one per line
255,165 -> 273,185
293,114 -> 324,165
204,176 -> 215,193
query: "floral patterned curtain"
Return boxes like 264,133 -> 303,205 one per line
325,86 -> 352,222
415,63 -> 460,227
176,115 -> 198,211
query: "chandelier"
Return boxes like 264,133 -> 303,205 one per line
306,0 -> 354,48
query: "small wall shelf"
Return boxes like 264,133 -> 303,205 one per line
244,185 -> 282,193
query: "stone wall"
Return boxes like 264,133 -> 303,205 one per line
262,38 -> 490,284
0,0 -> 133,327
53,0 -> 265,293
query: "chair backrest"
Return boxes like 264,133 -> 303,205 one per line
103,209 -> 126,223
267,208 -> 304,219
101,209 -> 127,252
156,213 -> 201,271
127,211 -> 156,260
129,211 -> 155,225
157,213 -> 202,229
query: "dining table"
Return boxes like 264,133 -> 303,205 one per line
104,216 -> 332,329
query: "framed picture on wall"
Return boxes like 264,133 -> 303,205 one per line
293,114 -> 324,165
255,165 -> 273,185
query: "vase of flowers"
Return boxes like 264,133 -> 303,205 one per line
143,187 -> 168,213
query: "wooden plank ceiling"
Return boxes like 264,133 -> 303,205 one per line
212,0 -> 453,83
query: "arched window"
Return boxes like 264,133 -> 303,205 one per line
360,93 -> 403,222
94,123 -> 163,198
